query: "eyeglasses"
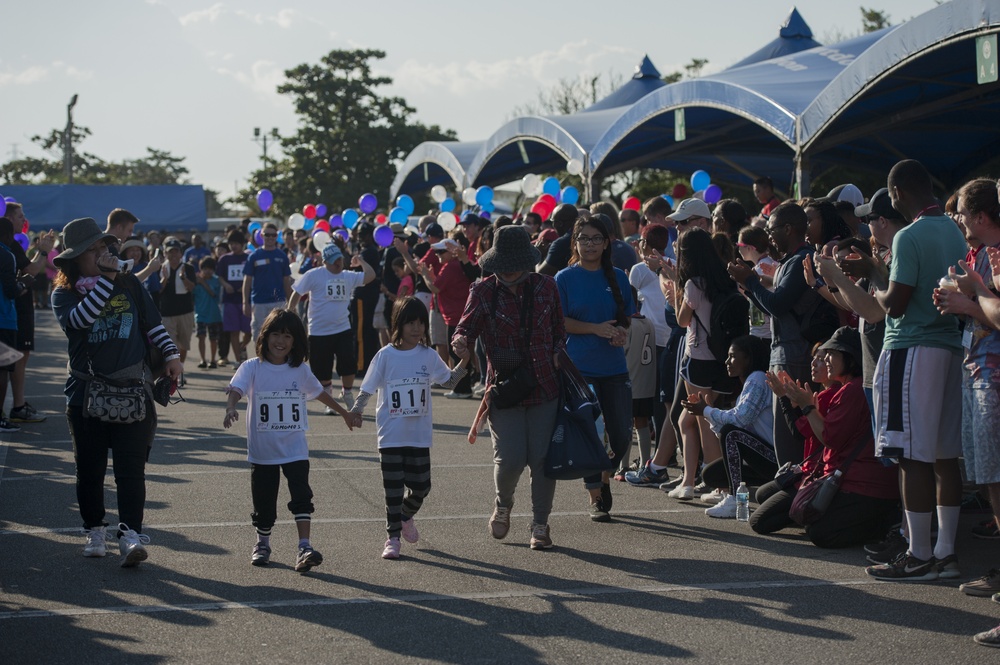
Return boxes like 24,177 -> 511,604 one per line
765,223 -> 789,234
575,234 -> 606,246
263,233 -> 277,238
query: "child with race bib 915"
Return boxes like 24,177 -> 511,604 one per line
224,308 -> 355,571
348,297 -> 470,560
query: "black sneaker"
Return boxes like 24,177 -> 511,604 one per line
0,414 -> 21,433
865,552 -> 938,582
9,403 -> 45,423
973,518 -> 1000,540
589,499 -> 610,523
865,528 -> 908,564
601,482 -> 613,513
864,524 -> 903,554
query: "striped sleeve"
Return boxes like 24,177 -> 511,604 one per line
66,277 -> 116,329
147,323 -> 179,358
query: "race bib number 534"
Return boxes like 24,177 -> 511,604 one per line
387,377 -> 428,418
255,390 -> 306,431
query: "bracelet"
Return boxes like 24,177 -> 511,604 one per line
801,404 -> 816,416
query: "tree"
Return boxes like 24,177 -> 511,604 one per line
507,71 -> 624,118
861,7 -> 891,32
240,49 -> 457,217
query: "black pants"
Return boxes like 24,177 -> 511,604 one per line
805,491 -> 899,549
218,330 -> 231,360
250,460 -> 314,535
351,295 -> 380,375
380,447 -> 431,537
749,479 -> 797,535
67,404 -> 156,533
702,425 -> 778,495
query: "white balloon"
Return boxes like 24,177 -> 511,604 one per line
312,230 -> 331,251
430,185 -> 447,203
521,173 -> 540,196
437,211 -> 458,232
566,159 -> 583,176
462,187 -> 477,206
287,213 -> 305,230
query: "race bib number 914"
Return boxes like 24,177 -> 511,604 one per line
386,377 -> 428,418
255,390 -> 306,431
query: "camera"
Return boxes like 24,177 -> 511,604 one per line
116,258 -> 135,274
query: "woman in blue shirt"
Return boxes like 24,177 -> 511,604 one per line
556,215 -> 635,522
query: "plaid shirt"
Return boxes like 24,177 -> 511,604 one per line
454,274 -> 566,405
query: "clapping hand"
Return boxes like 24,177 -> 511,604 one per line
781,377 -> 816,410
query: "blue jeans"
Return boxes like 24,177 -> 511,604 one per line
582,372 -> 633,489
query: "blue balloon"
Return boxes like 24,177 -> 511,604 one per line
248,221 -> 262,234
542,177 -> 560,198
662,195 -> 675,208
690,170 -> 711,192
475,186 -> 494,207
396,195 -> 415,216
389,206 -> 409,224
342,209 -> 360,229
480,200 -> 495,213
439,198 -> 456,212
303,217 -> 315,231
276,231 -> 284,245
561,186 -> 579,205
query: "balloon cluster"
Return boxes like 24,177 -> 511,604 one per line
520,159 -> 585,219
689,170 -> 723,204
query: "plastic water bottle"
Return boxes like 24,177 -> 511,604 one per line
736,482 -> 750,522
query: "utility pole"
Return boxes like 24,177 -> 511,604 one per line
64,94 -> 78,184
252,127 -> 279,179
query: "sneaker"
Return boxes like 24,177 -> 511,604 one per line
601,483 -> 613,513
0,414 -> 21,433
973,518 -> 1000,540
625,464 -> 669,487
692,482 -> 710,495
700,488 -> 725,505
866,529 -> 909,564
659,475 -> 683,492
294,546 -> 323,572
589,499 -> 610,523
197,361 -> 208,369
705,494 -> 738,518
612,470 -> 628,482
251,543 -> 271,566
209,361 -> 218,369
117,523 -> 150,568
9,403 -> 45,423
865,552 -> 938,582
667,485 -> 695,500
401,517 -> 419,544
961,569 -> 1000,597
444,391 -> 473,400
217,358 -> 229,367
382,537 -> 401,559
83,526 -> 107,557
936,554 -> 961,580
489,505 -> 511,539
340,389 -> 356,410
529,523 -> 553,550
325,405 -> 338,416
974,624 -> 1000,648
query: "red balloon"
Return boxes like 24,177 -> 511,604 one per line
623,197 -> 641,211
303,204 -> 317,219
375,214 -> 387,225
530,202 -> 553,219
537,193 -> 557,208
21,220 -> 29,234
314,219 -> 331,233
672,184 -> 688,199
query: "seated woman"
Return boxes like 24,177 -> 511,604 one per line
752,327 -> 899,547
682,335 -> 774,518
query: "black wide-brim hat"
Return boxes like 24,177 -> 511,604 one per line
478,225 -> 540,275
54,218 -> 117,268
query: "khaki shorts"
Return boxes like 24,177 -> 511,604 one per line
429,307 -> 447,346
162,312 -> 195,351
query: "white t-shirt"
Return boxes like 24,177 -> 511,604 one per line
684,279 -> 715,361
229,358 -> 324,464
359,344 -> 454,450
292,267 -> 366,335
628,263 -> 668,347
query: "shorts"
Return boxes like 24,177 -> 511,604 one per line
632,396 -> 655,418
223,302 -> 251,334
961,366 -> 1000,484
308,330 -> 357,382
251,302 -> 284,342
429,307 -> 447,346
15,296 -> 33,351
873,345 -> 962,463
162,312 -> 195,352
680,355 -> 736,395
196,321 -> 223,341
0,328 -> 16,371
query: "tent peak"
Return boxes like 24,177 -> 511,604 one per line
780,7 -> 813,39
634,55 -> 661,80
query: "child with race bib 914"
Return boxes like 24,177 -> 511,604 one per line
224,308 -> 355,571
348,297 -> 470,560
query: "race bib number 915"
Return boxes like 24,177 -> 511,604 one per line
386,377 -> 428,418
255,390 -> 306,431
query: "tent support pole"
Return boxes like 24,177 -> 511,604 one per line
794,151 -> 809,199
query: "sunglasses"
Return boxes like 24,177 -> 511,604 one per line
677,216 -> 705,227
263,233 -> 278,238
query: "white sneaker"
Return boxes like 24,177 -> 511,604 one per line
667,485 -> 694,500
340,389 -> 355,410
705,494 -> 738,518
700,488 -> 725,505
117,523 -> 150,568
83,526 -> 107,557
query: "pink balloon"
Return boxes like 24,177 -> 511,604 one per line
623,197 -> 641,211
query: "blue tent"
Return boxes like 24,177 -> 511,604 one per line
389,140 -> 482,202
728,7 -> 822,70
1,184 -> 207,232
582,55 -> 666,112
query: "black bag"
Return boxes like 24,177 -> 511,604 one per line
788,436 -> 870,526
544,353 -> 615,480
85,375 -> 147,424
692,288 -> 750,363
488,277 -> 538,409
773,447 -> 822,491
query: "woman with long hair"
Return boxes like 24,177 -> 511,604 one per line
555,215 -> 635,521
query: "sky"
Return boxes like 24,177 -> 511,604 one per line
1,0 -> 939,204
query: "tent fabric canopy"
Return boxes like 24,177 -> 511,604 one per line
582,55 -> 666,113
389,140 -> 481,200
728,7 -> 822,70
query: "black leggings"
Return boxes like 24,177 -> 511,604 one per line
749,479 -> 796,535
702,425 -> 778,495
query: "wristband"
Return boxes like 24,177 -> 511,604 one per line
801,404 -> 816,416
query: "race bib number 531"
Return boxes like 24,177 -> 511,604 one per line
255,390 -> 306,431
387,377 -> 428,418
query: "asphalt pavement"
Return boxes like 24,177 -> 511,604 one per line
1,308 -> 998,663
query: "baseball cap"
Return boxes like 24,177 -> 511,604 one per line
322,244 -> 344,264
423,222 -> 445,239
164,236 -> 183,250
668,198 -> 712,222
855,188 -> 904,222
459,212 -> 488,226
430,239 -> 460,252
535,228 -> 559,245
827,184 -> 865,208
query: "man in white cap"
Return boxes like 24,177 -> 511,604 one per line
288,243 -> 375,410
668,198 -> 712,233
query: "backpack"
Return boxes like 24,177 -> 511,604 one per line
693,288 -> 750,363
